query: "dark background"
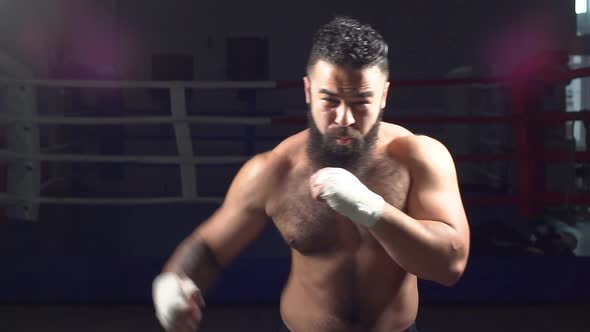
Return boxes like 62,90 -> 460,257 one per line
0,1 -> 589,331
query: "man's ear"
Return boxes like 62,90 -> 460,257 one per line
380,81 -> 390,110
304,76 -> 311,104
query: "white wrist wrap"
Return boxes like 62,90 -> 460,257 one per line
314,167 -> 385,227
152,272 -> 199,330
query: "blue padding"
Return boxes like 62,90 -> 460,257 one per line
418,256 -> 590,304
1,255 -> 589,305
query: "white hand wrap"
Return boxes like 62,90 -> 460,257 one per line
313,167 -> 385,227
152,272 -> 199,330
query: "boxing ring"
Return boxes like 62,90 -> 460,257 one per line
2,56 -> 590,307
2,63 -> 590,222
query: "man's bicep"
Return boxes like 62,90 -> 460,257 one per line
195,155 -> 272,266
197,203 -> 268,266
408,180 -> 464,229
407,141 -> 467,232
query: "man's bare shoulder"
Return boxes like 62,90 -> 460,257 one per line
386,131 -> 454,170
246,130 -> 308,181
269,130 -> 310,169
379,122 -> 413,145
229,133 -> 304,209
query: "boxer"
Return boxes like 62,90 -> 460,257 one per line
153,16 -> 470,332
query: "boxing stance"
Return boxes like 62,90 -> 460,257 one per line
153,16 -> 470,332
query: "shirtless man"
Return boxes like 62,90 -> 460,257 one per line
152,16 -> 470,332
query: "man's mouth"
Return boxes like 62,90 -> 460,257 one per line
335,137 -> 353,145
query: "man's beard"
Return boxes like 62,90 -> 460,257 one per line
306,110 -> 382,174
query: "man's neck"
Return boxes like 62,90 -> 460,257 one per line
306,149 -> 376,178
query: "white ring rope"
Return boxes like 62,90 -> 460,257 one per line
0,114 -> 273,125
0,77 -> 294,210
0,115 -> 272,125
0,151 -> 249,165
0,193 -> 223,205
0,78 -> 279,89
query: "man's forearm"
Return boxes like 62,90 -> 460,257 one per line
162,235 -> 221,292
370,203 -> 468,286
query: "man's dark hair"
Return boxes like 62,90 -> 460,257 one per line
307,16 -> 389,77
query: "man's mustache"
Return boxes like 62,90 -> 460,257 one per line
325,127 -> 362,139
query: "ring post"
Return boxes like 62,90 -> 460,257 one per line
170,86 -> 197,200
5,83 -> 40,221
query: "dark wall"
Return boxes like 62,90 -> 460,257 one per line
0,0 -> 587,306
116,0 -> 574,80
0,0 -> 576,79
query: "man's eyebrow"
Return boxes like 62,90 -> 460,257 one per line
318,89 -> 374,98
318,88 -> 338,96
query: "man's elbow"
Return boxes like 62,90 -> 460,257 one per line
440,265 -> 465,287
418,259 -> 466,287
438,259 -> 467,287
439,235 -> 469,286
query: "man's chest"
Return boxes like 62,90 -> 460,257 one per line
269,160 -> 410,253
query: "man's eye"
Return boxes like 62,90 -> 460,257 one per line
352,101 -> 370,111
323,99 -> 340,105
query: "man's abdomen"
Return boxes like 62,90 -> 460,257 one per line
279,252 -> 419,332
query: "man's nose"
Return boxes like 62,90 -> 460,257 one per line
334,105 -> 355,127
